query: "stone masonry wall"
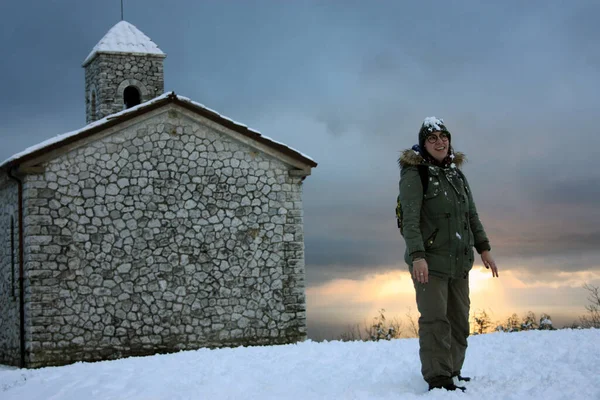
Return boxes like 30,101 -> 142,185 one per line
85,53 -> 165,123
0,172 -> 21,366
23,106 -> 307,367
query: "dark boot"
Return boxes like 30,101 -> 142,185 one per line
428,376 -> 467,392
428,382 -> 467,392
452,373 -> 471,382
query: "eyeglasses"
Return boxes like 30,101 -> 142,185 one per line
426,132 -> 449,144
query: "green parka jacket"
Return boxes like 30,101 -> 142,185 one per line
398,149 -> 490,279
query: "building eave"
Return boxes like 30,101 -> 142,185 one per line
1,92 -> 317,171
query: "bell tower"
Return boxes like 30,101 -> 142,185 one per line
82,21 -> 166,123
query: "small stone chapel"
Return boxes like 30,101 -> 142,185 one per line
0,20 -> 316,368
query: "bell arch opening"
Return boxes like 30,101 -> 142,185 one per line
123,86 -> 141,109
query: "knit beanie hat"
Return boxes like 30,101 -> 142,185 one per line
418,117 -> 451,150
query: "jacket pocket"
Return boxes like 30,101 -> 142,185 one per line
424,228 -> 439,249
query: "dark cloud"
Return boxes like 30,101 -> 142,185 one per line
304,236 -> 403,285
315,110 -> 351,138
494,232 -> 600,262
528,177 -> 600,207
508,266 -> 600,287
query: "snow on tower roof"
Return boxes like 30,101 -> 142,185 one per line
82,20 -> 165,66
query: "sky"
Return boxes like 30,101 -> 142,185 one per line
1,329 -> 599,399
1,0 -> 599,339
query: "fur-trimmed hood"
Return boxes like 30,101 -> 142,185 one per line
398,148 -> 467,169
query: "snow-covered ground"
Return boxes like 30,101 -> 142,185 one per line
1,329 -> 598,399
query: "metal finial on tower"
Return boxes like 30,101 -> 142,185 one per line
121,0 -> 124,20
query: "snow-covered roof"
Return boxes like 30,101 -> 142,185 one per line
1,92 -> 316,170
83,20 -> 165,66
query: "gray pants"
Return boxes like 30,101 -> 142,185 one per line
413,275 -> 470,386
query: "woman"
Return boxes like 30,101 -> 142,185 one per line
398,117 -> 499,392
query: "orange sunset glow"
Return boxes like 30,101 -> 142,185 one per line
306,265 -> 600,339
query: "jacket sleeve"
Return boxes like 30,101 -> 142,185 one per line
463,173 -> 491,254
399,166 -> 425,260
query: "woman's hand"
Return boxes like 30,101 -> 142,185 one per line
413,258 -> 429,284
481,251 -> 499,277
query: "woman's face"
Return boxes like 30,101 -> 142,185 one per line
424,131 -> 450,163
